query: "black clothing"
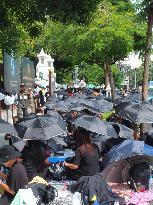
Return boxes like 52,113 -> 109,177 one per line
69,174 -> 123,205
73,146 -> 100,176
1,162 -> 28,205
22,141 -> 45,181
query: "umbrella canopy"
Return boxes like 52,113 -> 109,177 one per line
114,92 -> 141,104
72,115 -> 115,137
102,140 -> 153,168
15,115 -> 66,140
13,140 -> 26,152
101,155 -> 153,183
72,115 -> 107,135
109,122 -> 134,139
116,102 -> 153,123
0,119 -> 18,136
81,99 -> 113,113
47,136 -> 67,153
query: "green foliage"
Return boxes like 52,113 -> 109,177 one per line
78,63 -> 104,85
1,0 -> 101,25
102,111 -> 114,121
111,64 -> 124,88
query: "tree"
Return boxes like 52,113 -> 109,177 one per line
78,1 -> 136,103
140,0 -> 153,101
78,63 -> 104,85
134,0 -> 153,101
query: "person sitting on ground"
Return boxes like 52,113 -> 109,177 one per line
0,145 -> 28,205
64,128 -> 100,179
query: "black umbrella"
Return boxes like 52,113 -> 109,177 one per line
13,140 -> 26,152
101,155 -> 153,183
102,140 -> 145,167
16,115 -> 66,140
72,115 -> 113,136
116,102 -> 153,123
45,100 -> 73,112
47,136 -> 67,153
81,99 -> 113,113
0,118 -> 18,136
114,93 -> 141,106
109,122 -> 134,139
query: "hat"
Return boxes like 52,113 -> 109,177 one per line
0,145 -> 21,164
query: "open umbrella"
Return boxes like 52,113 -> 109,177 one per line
101,140 -> 153,183
116,102 -> 153,123
109,122 -> 134,139
102,140 -> 153,166
0,118 -> 18,136
15,115 -> 66,140
72,115 -> 117,137
81,98 -> 113,113
13,140 -> 26,152
47,136 -> 67,153
104,139 -> 153,168
101,155 -> 153,183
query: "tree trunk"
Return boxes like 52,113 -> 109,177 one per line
104,64 -> 109,88
105,60 -> 116,105
142,10 -> 153,101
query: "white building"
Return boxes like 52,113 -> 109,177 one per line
36,49 -> 56,91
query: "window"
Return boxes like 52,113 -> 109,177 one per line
48,62 -> 51,67
41,57 -> 44,64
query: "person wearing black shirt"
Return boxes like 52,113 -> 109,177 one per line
64,128 -> 100,178
0,145 -> 28,205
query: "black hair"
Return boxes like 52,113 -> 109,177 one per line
112,124 -> 120,135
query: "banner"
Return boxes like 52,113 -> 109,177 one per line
21,58 -> 35,88
4,52 -> 21,94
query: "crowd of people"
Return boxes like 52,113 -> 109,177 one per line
0,85 -> 153,205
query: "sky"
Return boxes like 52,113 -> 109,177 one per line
123,53 -> 153,69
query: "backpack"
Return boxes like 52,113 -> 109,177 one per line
128,162 -> 151,191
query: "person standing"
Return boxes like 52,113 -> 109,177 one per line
17,84 -> 29,118
0,145 -> 28,205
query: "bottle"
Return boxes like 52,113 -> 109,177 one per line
149,174 -> 153,192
